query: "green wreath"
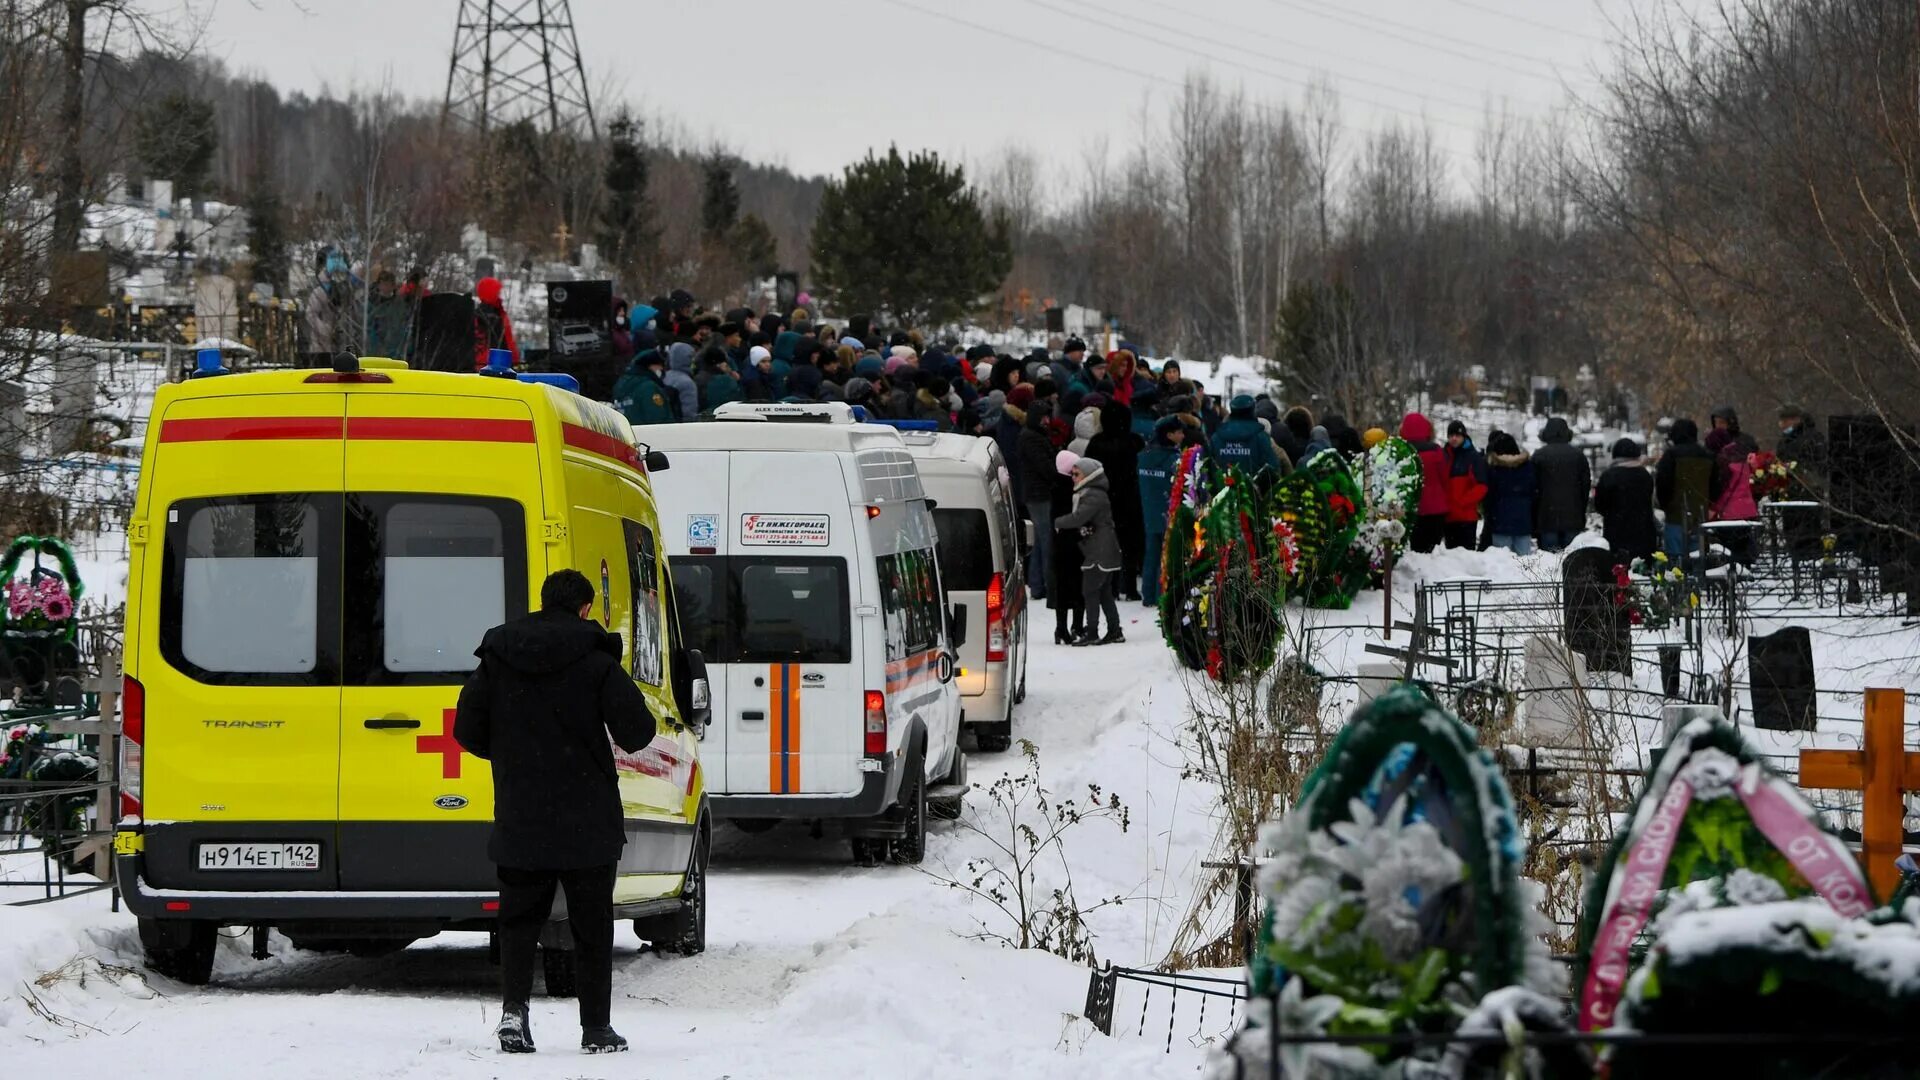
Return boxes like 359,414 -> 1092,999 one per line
0,535 -> 85,642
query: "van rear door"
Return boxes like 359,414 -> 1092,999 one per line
140,394 -> 346,890
334,394 -> 539,890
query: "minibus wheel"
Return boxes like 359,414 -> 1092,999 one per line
141,919 -> 216,986
889,761 -> 928,866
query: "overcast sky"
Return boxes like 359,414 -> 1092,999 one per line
196,0 -> 1652,185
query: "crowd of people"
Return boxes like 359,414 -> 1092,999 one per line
600,293 -> 1831,645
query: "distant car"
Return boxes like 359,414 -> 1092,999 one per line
554,322 -> 603,357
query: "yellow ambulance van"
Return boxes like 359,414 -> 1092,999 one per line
113,355 -> 711,989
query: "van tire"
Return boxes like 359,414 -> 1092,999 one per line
541,945 -> 577,998
142,920 -> 216,986
636,817 -> 709,956
889,759 -> 928,866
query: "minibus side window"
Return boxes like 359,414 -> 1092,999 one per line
876,550 -> 939,660
622,519 -> 664,686
160,494 -> 341,685
669,559 -> 728,664
344,495 -> 526,685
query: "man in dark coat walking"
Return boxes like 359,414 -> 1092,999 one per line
1018,402 -> 1061,599
455,569 -> 655,1056
1531,417 -> 1591,552
1655,418 -> 1727,560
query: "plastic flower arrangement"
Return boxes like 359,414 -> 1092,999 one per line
7,576 -> 75,630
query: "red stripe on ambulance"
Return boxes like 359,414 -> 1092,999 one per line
347,417 -> 535,443
160,416 -> 344,442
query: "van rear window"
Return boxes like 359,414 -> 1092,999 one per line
161,495 -> 341,684
931,509 -> 994,592
669,556 -> 850,665
161,493 -> 525,686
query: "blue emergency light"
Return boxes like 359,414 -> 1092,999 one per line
479,348 -> 516,378
517,372 -> 581,394
191,347 -> 227,378
848,405 -> 869,422
872,418 -> 939,432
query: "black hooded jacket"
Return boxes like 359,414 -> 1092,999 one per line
1531,417 -> 1591,535
1086,400 -> 1146,572
1018,403 -> 1061,505
454,609 -> 655,870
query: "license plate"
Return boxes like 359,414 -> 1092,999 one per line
196,842 -> 321,871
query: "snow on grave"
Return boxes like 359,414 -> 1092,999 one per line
1573,714 -> 1920,1076
1212,686 -> 1574,1079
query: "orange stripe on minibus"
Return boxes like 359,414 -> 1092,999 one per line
787,664 -> 802,793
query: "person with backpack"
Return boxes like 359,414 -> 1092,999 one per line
1655,418 -> 1728,560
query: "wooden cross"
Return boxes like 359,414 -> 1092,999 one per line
1798,687 -> 1917,899
552,220 -> 573,255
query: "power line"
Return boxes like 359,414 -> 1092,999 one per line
1044,0 -> 1490,117
876,0 -> 1471,162
1027,0 -> 1483,135
1115,0 -> 1525,102
1258,0 -> 1567,83
1432,0 -> 1609,44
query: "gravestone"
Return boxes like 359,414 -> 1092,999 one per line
48,349 -> 98,454
1562,546 -> 1632,676
412,293 -> 476,373
1749,626 -> 1815,732
1353,662 -> 1403,708
1519,634 -> 1587,747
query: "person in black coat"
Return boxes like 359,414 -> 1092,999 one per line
1017,402 -> 1061,599
1048,454 -> 1087,643
1531,416 -> 1591,552
1594,438 -> 1658,561
1086,399 -> 1146,601
454,569 -> 655,1055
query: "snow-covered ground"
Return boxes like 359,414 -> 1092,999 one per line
0,607 -> 1215,1077
6,529 -> 1918,1075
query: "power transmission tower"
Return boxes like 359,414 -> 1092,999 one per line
442,0 -> 597,139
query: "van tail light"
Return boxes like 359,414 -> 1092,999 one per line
986,572 -> 1007,663
864,691 -> 887,755
120,675 -> 144,821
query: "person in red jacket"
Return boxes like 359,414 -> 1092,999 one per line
473,276 -> 519,370
1442,419 -> 1490,549
1401,412 -> 1452,553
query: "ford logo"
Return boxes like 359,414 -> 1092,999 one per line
803,671 -> 825,685
434,795 -> 469,811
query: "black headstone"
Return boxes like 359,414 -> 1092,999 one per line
1562,546 -> 1632,676
1749,626 -> 1816,732
412,293 -> 476,373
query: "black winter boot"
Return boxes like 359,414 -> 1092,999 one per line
1099,628 -> 1125,645
581,1026 -> 629,1054
496,1003 -> 535,1053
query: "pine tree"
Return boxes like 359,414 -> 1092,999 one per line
246,179 -> 289,292
134,92 -> 219,199
596,109 -> 659,290
728,213 -> 778,279
701,155 -> 741,244
810,146 -> 1011,328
